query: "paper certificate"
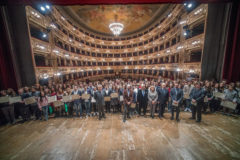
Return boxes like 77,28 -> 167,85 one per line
53,101 -> 64,107
72,94 -> 80,100
221,101 -> 237,110
0,96 -> 9,103
111,93 -> 118,98
63,95 -> 72,102
9,96 -> 22,104
130,103 -> 136,108
104,96 -> 111,102
184,94 -> 190,99
191,101 -> 197,106
214,92 -> 225,99
82,94 -> 90,100
24,97 -> 36,105
172,101 -> 179,107
204,96 -> 208,103
120,95 -> 124,102
47,96 -> 57,103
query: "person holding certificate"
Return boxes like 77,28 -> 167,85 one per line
83,86 -> 91,118
37,91 -> 49,121
189,83 -> 205,122
94,85 -> 106,120
137,84 -> 148,116
0,90 -> 16,124
148,86 -> 158,119
170,83 -> 183,122
157,83 -> 169,119
123,85 -> 133,122
71,86 -> 83,118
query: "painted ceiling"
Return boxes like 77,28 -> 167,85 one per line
59,4 -> 171,36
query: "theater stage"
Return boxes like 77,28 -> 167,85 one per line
0,112 -> 240,160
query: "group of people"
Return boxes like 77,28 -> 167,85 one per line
0,77 -> 239,125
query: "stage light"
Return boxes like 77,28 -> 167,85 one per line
180,20 -> 186,25
42,33 -> 47,38
184,3 -> 187,6
161,67 -> 165,70
50,23 -> 56,29
188,3 -> 193,8
53,50 -> 59,54
45,5 -> 50,9
176,68 -> 181,72
55,72 -> 61,76
189,69 -> 195,73
40,6 -> 45,11
184,32 -> 187,36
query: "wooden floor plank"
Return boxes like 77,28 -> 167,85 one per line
0,112 -> 240,160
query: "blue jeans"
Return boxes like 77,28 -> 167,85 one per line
85,101 -> 91,115
74,102 -> 82,117
42,106 -> 48,121
186,99 -> 191,109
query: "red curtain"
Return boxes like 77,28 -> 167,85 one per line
0,10 -> 18,90
223,2 -> 240,82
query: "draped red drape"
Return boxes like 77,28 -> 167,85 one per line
0,10 -> 17,90
223,2 -> 240,82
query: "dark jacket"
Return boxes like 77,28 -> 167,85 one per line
158,88 -> 169,104
190,87 -> 205,103
170,87 -> 183,103
137,89 -> 148,105
94,90 -> 105,106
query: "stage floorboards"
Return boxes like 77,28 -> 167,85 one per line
0,112 -> 240,160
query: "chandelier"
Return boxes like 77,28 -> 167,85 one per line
109,23 -> 124,36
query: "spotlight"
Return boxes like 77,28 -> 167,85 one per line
184,3 -> 187,6
188,3 -> 193,8
42,33 -> 47,38
40,6 -> 45,11
184,32 -> 187,36
45,5 -> 50,9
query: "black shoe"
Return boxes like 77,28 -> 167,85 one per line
171,117 -> 174,120
196,120 -> 201,123
123,119 -> 126,123
176,119 -> 180,122
189,117 -> 195,120
152,116 -> 154,119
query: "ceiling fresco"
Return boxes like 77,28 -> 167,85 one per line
59,4 -> 171,36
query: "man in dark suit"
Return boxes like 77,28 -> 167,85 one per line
189,83 -> 205,122
123,85 -> 133,122
94,85 -> 106,120
137,84 -> 148,116
170,83 -> 183,121
104,85 -> 112,113
157,83 -> 169,119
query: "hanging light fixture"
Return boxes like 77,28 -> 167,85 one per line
109,15 -> 124,36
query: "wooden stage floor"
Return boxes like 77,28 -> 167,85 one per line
0,112 -> 240,160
